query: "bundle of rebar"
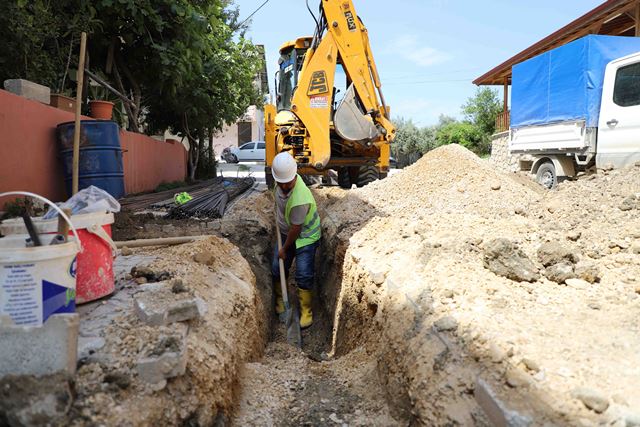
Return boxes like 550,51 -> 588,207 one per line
166,177 -> 255,219
120,178 -> 222,212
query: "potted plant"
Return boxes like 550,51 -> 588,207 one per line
51,51 -> 78,113
88,74 -> 115,120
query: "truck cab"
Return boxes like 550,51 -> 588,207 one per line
596,52 -> 640,169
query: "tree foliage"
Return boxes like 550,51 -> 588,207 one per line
462,87 -> 503,137
393,118 -> 435,156
392,89 -> 502,165
0,0 -> 264,179
435,121 -> 486,153
0,1 -> 95,92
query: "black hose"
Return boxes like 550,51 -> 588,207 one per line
306,0 -> 320,37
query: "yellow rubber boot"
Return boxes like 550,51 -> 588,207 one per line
298,289 -> 313,329
274,283 -> 285,315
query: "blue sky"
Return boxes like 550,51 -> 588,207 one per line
234,0 -> 603,126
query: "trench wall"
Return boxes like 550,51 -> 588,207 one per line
0,89 -> 187,207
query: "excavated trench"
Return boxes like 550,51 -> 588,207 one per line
228,214 -> 411,426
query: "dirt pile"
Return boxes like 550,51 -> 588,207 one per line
359,143 -> 544,217
60,236 -> 269,426
308,145 -> 640,425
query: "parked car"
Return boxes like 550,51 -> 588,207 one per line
222,141 -> 266,163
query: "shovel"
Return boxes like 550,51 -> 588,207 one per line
276,221 -> 302,348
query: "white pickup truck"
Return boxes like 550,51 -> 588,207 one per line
509,35 -> 640,188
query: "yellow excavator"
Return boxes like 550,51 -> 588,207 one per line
264,0 -> 396,189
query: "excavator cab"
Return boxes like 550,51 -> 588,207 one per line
275,39 -> 311,112
265,0 -> 396,189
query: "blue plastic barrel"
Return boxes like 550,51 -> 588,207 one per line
56,120 -> 125,199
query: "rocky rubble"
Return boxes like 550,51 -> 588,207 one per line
14,236 -> 270,426
308,144 -> 640,425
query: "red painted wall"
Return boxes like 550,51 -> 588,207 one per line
120,134 -> 186,195
0,89 -> 186,208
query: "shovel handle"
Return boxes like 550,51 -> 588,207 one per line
275,221 -> 289,306
58,208 -> 72,241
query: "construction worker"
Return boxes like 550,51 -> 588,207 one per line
271,152 -> 321,329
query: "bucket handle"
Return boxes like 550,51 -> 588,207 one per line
0,191 -> 83,253
86,223 -> 118,257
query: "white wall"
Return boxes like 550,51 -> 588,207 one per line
211,105 -> 264,158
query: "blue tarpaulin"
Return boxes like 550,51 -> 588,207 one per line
511,35 -> 640,128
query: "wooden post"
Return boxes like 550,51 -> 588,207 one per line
635,1 -> 640,37
503,77 -> 509,114
72,32 -> 87,195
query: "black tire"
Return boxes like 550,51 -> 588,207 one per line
536,162 -> 557,189
229,154 -> 239,164
265,166 -> 275,190
356,166 -> 379,188
337,167 -> 351,189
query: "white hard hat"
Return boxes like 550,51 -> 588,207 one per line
272,152 -> 298,183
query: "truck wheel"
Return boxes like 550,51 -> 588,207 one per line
356,166 -> 379,188
337,168 -> 351,189
265,167 -> 275,190
536,162 -> 557,189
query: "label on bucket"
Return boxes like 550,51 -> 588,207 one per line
1,263 -> 41,325
1,258 -> 77,326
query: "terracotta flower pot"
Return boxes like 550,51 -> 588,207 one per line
89,100 -> 114,120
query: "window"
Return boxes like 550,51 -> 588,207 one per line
613,62 -> 640,107
238,122 -> 252,145
240,143 -> 254,150
257,142 -> 266,150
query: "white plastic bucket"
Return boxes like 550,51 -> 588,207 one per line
0,212 -> 114,238
1,212 -> 117,304
0,192 -> 81,326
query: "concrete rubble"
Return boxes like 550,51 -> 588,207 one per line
0,314 -> 79,377
133,280 -> 206,326
137,324 -> 189,385
3,79 -> 51,104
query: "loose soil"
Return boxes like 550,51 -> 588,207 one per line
231,144 -> 640,426
18,236 -> 270,426
4,144 -> 638,426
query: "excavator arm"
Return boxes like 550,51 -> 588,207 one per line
266,0 -> 395,179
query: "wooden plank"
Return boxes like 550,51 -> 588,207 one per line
72,32 -> 87,196
503,78 -> 509,114
636,1 -> 640,36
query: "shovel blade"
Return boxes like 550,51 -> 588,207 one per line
283,306 -> 302,348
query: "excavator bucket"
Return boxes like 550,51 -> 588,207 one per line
334,84 -> 381,143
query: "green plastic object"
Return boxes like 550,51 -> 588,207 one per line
174,192 -> 193,206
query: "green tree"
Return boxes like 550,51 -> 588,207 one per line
435,121 -> 486,154
0,0 -> 264,179
0,1 -> 95,92
462,87 -> 503,136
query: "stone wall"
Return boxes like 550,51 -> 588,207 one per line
489,131 -> 520,172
